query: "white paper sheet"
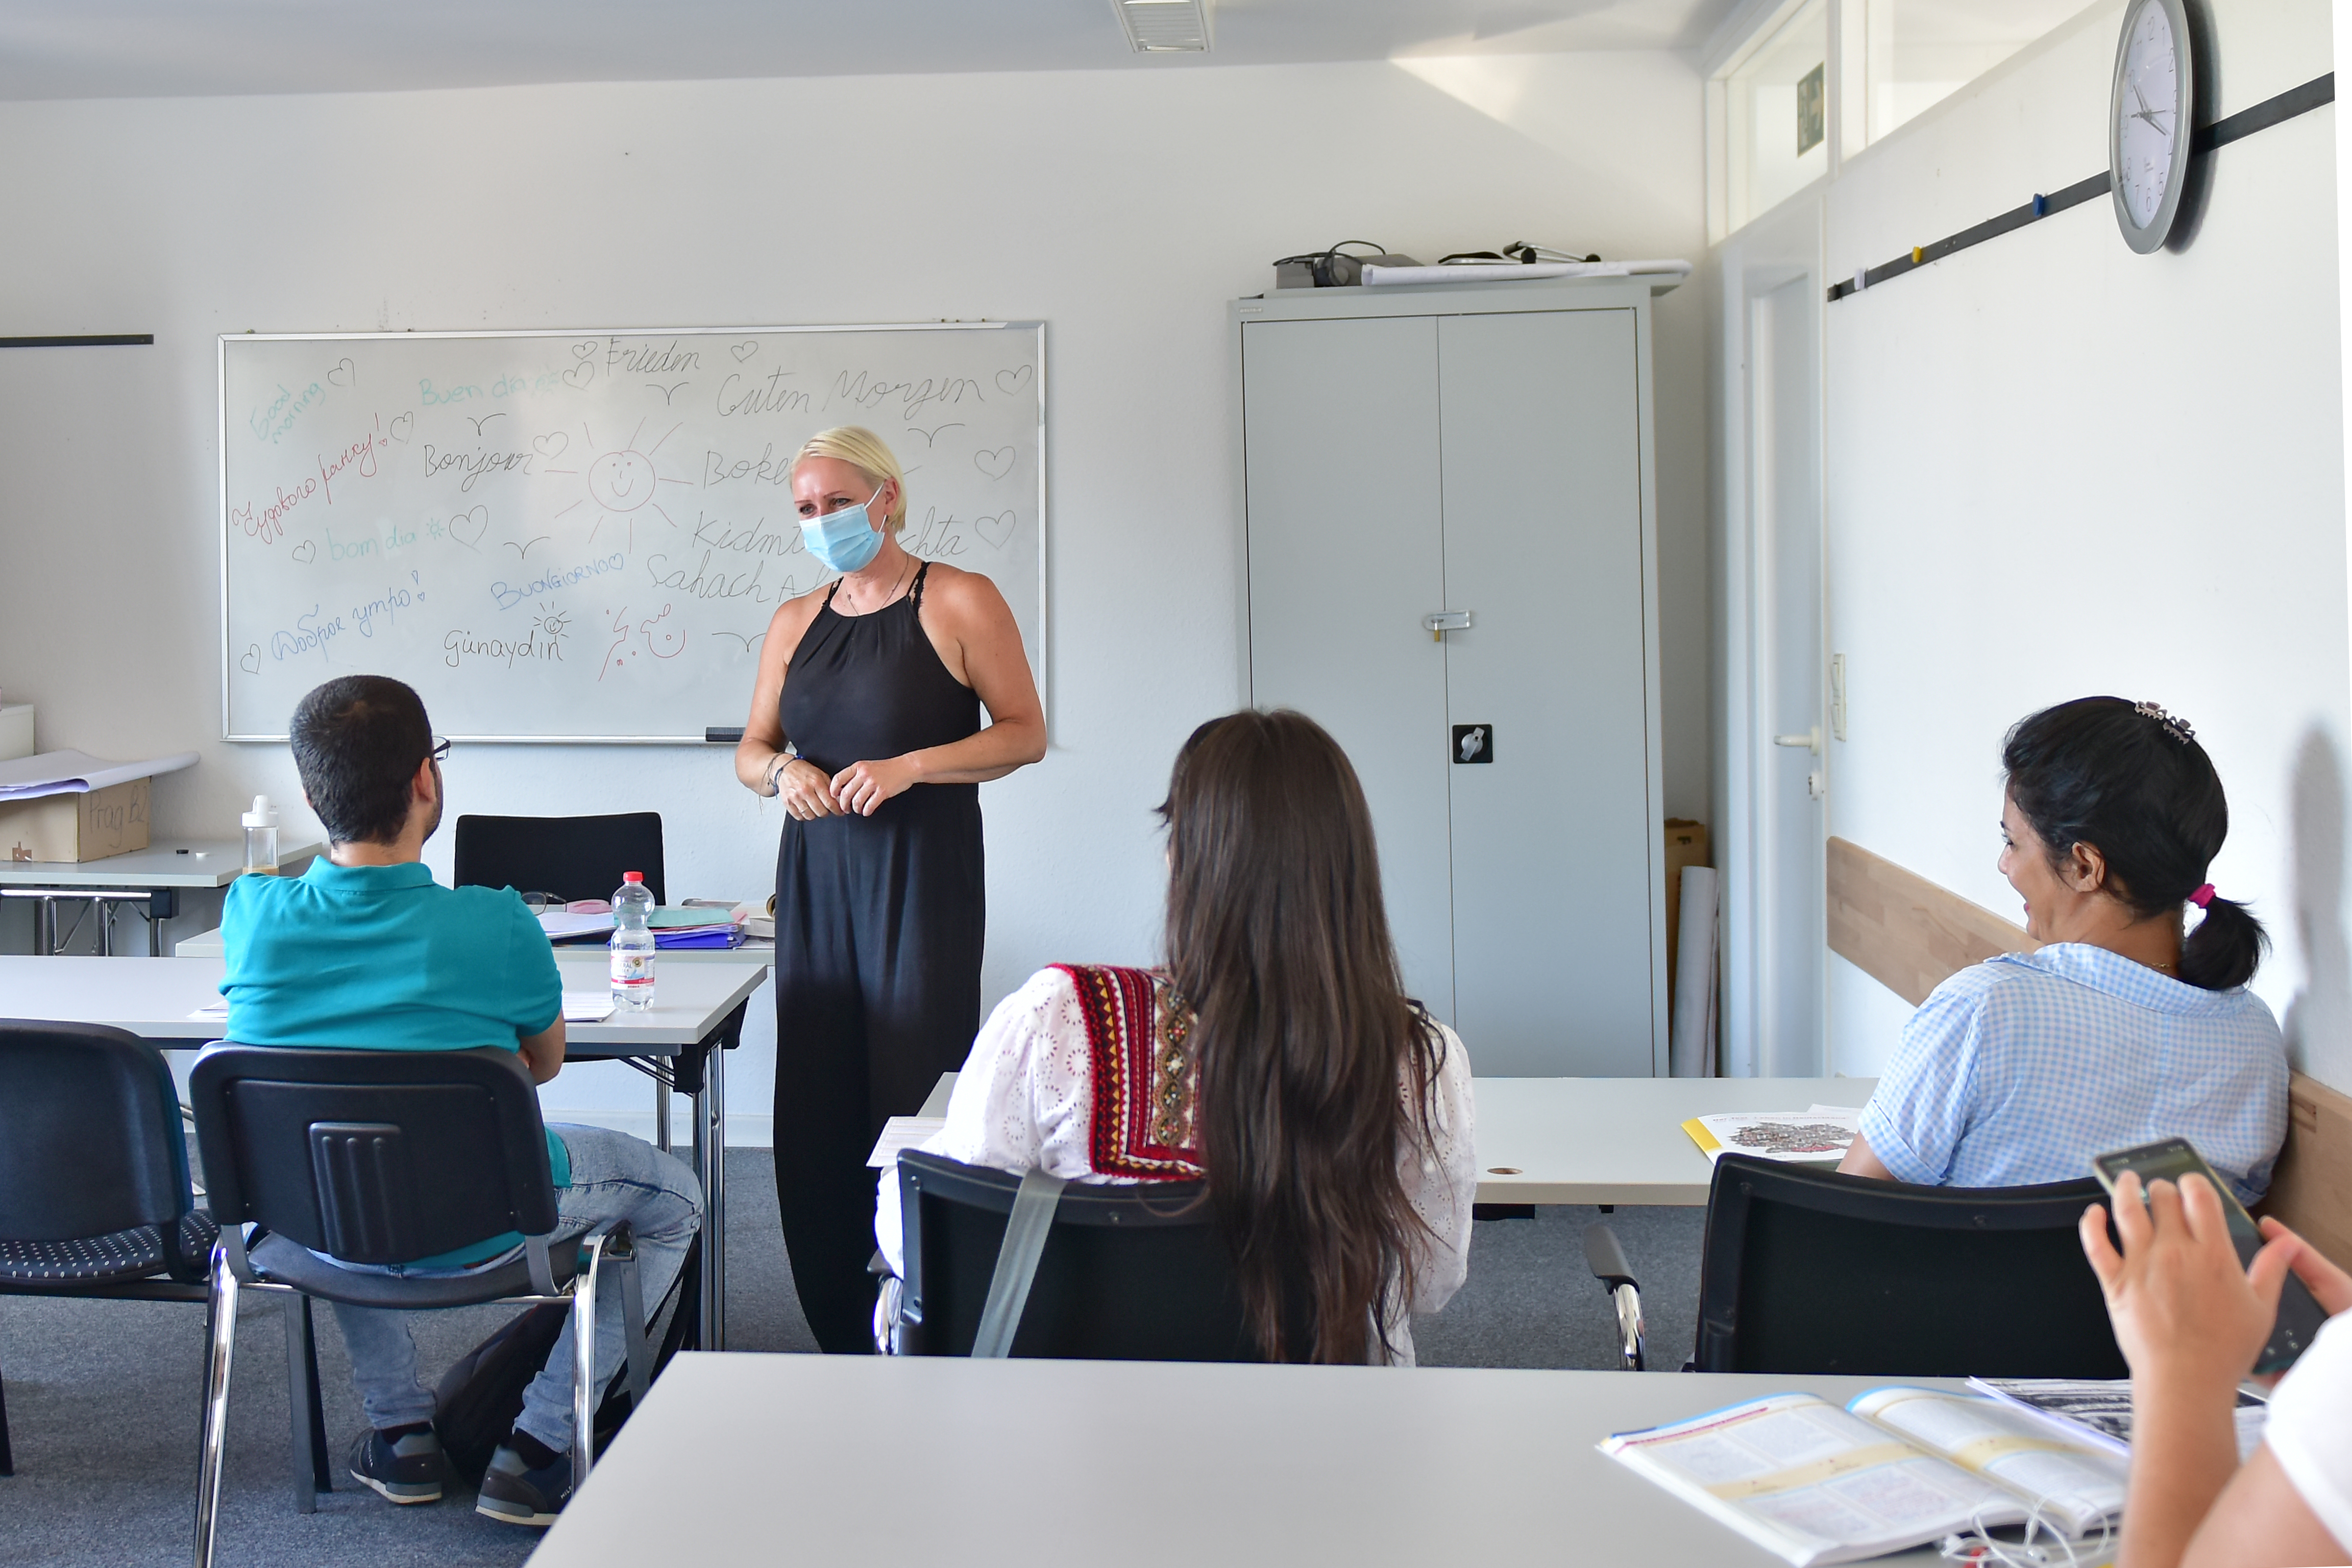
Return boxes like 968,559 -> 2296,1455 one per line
866,1117 -> 947,1169
562,992 -> 616,1023
0,748 -> 200,800
539,911 -> 616,940
1362,258 -> 1694,287
187,998 -> 230,1021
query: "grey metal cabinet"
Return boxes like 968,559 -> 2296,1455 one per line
1232,279 -> 1667,1077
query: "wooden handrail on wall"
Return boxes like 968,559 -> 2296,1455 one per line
1826,835 -> 2352,1268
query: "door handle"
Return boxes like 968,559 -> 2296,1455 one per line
1772,728 -> 1821,756
1423,611 -> 1473,642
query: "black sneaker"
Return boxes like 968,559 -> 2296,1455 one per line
476,1442 -> 571,1527
346,1426 -> 449,1505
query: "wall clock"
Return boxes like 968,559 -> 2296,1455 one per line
2110,0 -> 2196,253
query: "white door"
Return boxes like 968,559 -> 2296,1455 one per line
1748,276 -> 1826,1075
1439,309 -> 1656,1075
1241,316 -> 1457,1019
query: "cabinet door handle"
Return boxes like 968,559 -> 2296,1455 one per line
1423,611 -> 1473,641
1772,728 -> 1822,756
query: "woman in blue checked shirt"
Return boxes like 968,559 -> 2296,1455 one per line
1841,697 -> 2288,1201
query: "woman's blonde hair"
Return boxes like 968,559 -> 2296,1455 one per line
788,426 -> 908,532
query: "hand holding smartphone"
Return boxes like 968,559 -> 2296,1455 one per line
2091,1137 -> 2329,1375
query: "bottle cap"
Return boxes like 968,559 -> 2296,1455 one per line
623,871 -> 644,883
243,794 -> 278,829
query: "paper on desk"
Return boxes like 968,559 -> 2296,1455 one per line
0,749 -> 199,800
562,992 -> 616,1023
1681,1108 -> 1860,1165
187,997 -> 230,1021
867,1117 -> 946,1169
539,911 -> 616,940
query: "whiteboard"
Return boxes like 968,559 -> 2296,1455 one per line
219,323 -> 1045,741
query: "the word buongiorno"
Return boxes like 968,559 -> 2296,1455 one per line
491,553 -> 624,611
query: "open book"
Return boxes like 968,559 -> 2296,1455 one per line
1680,1106 -> 1862,1166
1600,1388 -> 2127,1566
1971,1376 -> 2268,1463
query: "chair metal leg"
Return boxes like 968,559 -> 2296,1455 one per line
618,1251 -> 650,1410
573,1236 -> 604,1485
194,1246 -> 241,1568
282,1295 -> 327,1512
0,1331 -> 15,1478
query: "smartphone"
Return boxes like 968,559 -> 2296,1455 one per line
2091,1137 -> 2329,1375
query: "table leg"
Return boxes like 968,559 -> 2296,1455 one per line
97,898 -> 113,956
707,1042 -> 727,1349
33,896 -> 54,956
655,1076 -> 671,1155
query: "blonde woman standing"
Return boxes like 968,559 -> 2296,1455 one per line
734,426 -> 1045,1352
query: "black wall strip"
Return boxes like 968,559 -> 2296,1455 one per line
1827,71 -> 2333,303
0,334 -> 155,347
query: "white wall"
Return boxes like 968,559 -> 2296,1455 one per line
0,51 -> 1707,1135
1770,0 -> 2351,1090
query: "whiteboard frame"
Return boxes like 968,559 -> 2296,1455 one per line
219,320 -> 1048,744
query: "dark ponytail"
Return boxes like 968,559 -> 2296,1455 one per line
2001,697 -> 2266,990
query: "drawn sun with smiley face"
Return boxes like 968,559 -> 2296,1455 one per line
544,417 -> 691,551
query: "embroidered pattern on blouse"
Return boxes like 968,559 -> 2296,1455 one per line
1054,962 -> 1202,1180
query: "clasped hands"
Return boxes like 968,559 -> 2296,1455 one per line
772,755 -> 919,820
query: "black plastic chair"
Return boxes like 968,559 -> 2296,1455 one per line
894,1151 -> 1280,1361
187,1045 -> 652,1568
453,812 -> 666,906
0,1020 -> 241,1478
1665,1153 -> 2125,1377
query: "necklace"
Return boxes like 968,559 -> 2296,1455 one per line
838,556 -> 913,614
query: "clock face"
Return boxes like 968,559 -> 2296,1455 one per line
2115,1 -> 2180,227
2109,0 -> 2193,251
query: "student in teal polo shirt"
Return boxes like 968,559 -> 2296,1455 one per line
220,674 -> 702,1530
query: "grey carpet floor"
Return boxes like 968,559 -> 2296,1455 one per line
0,1154 -> 1701,1568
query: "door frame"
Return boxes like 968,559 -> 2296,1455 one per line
1710,193 -> 1830,1078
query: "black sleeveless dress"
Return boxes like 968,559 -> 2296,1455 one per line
773,563 -> 983,1353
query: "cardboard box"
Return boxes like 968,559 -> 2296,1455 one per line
0,705 -> 31,763
1664,818 -> 1710,996
0,777 -> 151,864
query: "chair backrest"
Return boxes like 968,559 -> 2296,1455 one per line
0,1020 -> 193,1243
1694,1153 -> 2126,1377
453,812 -> 665,906
898,1151 -> 1274,1361
189,1046 -> 558,1265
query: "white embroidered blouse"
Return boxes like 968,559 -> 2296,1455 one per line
874,964 -> 1479,1364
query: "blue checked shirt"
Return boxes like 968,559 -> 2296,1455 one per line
1859,944 -> 2289,1202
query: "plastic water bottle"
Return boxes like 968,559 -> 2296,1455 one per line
610,871 -> 657,1011
242,795 -> 280,875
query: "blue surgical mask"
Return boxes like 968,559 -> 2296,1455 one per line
801,483 -> 888,574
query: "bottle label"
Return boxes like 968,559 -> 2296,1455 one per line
611,951 -> 656,987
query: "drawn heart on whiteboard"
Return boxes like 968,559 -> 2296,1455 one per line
573,340 -> 598,361
387,413 -> 414,444
533,431 -> 570,457
974,446 -> 1014,481
730,340 -> 759,362
326,357 -> 356,388
290,539 -> 317,564
239,644 -> 261,675
449,506 -> 490,549
974,511 -> 1016,549
995,365 -> 1033,395
563,361 -> 596,390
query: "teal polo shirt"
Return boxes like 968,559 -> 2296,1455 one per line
220,858 -> 569,1266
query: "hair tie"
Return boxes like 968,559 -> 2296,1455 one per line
2189,883 -> 2216,908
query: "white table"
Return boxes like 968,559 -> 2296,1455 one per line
0,838 -> 322,954
536,1353 -> 1960,1566
918,1073 -> 1878,1205
0,952 -> 767,1348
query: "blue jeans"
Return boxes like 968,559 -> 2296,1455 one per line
329,1124 -> 703,1453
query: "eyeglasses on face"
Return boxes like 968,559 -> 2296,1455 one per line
427,737 -> 452,764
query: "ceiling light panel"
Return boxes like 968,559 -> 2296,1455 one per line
1115,0 -> 1211,53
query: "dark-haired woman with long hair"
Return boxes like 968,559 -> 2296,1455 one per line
874,709 -> 1475,1363
1841,697 -> 2288,1201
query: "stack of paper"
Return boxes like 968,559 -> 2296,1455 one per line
866,1117 -> 947,1169
0,749 -> 198,800
1681,1105 -> 1862,1166
537,906 -> 747,948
